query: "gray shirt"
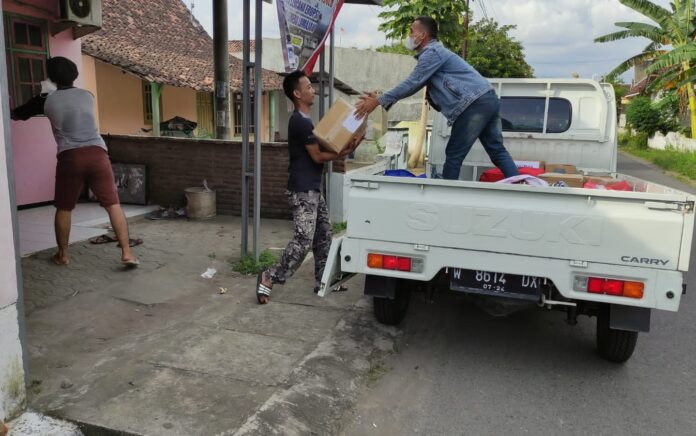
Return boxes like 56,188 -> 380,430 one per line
44,88 -> 106,154
12,87 -> 106,155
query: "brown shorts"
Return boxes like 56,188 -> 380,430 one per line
55,146 -> 119,211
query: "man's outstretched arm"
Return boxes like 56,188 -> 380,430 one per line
355,48 -> 445,116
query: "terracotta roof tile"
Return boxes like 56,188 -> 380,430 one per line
82,0 -> 282,92
229,40 -> 256,53
626,75 -> 654,97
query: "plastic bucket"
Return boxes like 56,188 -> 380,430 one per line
185,187 -> 216,220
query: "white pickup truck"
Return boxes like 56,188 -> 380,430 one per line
320,79 -> 694,363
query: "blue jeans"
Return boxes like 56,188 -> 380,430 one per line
442,90 -> 519,180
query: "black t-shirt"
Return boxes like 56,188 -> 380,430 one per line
287,111 -> 323,192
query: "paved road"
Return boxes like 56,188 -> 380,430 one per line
340,154 -> 696,436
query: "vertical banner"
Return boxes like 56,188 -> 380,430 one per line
276,0 -> 344,74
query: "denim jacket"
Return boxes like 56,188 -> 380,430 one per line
378,41 -> 492,124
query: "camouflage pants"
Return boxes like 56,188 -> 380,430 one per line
268,190 -> 332,287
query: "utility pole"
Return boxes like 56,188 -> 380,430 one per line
462,0 -> 471,60
213,0 -> 230,139
252,0 -> 262,261
241,0 -> 250,257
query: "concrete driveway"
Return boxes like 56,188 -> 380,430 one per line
21,216 -> 397,435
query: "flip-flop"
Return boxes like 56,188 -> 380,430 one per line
52,253 -> 69,266
256,272 -> 272,304
117,238 -> 144,248
122,258 -> 140,268
90,234 -> 118,244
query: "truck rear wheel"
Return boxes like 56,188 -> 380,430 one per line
373,280 -> 412,326
596,307 -> 638,363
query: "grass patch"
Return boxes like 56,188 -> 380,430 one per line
230,250 -> 277,275
620,142 -> 696,181
618,131 -> 648,149
332,221 -> 347,234
366,360 -> 388,387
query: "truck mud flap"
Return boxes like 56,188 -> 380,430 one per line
318,236 -> 355,297
364,274 -> 397,299
610,305 -> 651,332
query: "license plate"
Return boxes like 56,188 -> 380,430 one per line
450,269 -> 542,301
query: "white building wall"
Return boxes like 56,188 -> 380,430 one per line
649,132 -> 696,151
0,89 -> 25,421
0,8 -> 26,421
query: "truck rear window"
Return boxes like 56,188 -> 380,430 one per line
500,97 -> 572,133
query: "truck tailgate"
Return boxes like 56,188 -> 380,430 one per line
346,176 -> 695,272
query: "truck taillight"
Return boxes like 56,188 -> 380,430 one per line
623,282 -> 645,299
367,253 -> 423,273
576,276 -> 644,299
367,253 -> 383,269
383,255 -> 399,270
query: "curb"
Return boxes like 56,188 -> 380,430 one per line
230,298 -> 399,436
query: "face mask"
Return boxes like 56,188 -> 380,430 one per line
40,79 -> 57,95
405,35 -> 420,51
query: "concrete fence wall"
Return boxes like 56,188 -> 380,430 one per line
649,132 -> 696,151
105,135 -> 346,220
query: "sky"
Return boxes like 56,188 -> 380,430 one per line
189,0 -> 672,81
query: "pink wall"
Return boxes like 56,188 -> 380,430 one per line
3,0 -> 83,205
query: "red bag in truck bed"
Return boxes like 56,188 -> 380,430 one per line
480,167 -> 545,182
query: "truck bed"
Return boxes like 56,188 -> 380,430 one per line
345,174 -> 695,272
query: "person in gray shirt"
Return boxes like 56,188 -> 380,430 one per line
12,57 -> 139,267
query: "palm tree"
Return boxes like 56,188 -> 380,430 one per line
595,0 -> 696,138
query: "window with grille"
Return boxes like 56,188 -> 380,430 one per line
4,14 -> 49,107
196,91 -> 214,137
142,81 -> 162,124
233,92 -> 255,135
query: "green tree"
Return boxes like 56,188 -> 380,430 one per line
377,0 -> 469,54
466,19 -> 533,78
376,18 -> 534,78
595,0 -> 696,137
625,95 -> 680,137
626,96 -> 660,136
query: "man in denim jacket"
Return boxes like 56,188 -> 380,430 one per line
355,16 -> 519,181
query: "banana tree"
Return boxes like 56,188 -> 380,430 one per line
595,0 -> 696,138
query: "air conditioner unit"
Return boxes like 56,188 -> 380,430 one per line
53,0 -> 102,38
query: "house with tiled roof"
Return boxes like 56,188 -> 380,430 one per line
81,0 -> 283,140
623,61 -> 659,103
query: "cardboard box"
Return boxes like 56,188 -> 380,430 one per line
583,175 -> 615,185
540,173 -> 584,188
313,98 -> 368,153
545,164 -> 577,174
515,160 -> 545,170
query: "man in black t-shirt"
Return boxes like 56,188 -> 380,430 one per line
256,70 -> 360,304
